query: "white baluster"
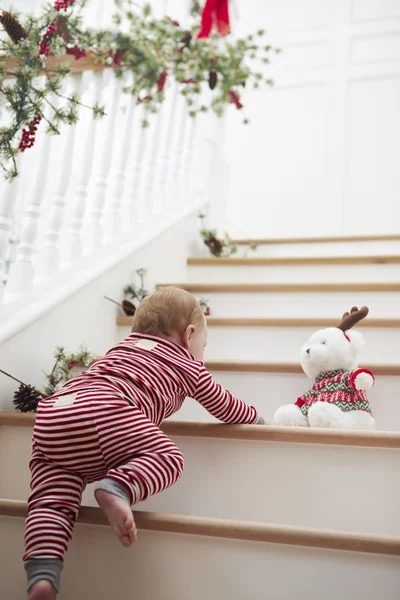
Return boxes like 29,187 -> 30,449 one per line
85,71 -> 121,253
171,102 -> 189,210
165,90 -> 186,212
126,105 -> 150,230
159,83 -> 179,206
183,115 -> 197,207
143,101 -> 165,220
0,174 -> 20,304
5,94 -> 56,301
104,90 -> 136,242
35,74 -> 83,281
62,70 -> 103,267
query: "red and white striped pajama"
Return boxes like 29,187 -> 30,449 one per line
24,333 -> 262,588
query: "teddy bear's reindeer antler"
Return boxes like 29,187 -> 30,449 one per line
337,306 -> 369,332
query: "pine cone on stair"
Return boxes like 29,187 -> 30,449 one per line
55,15 -> 70,44
0,11 -> 28,44
204,234 -> 224,256
13,384 -> 42,413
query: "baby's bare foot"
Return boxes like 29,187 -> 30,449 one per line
95,489 -> 137,547
28,580 -> 56,600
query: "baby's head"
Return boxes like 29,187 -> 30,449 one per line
131,286 -> 207,360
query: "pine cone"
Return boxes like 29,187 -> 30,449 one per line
122,299 -> 135,316
204,234 -> 224,256
181,31 -> 192,48
13,384 -> 42,413
208,69 -> 218,90
0,11 -> 28,44
55,15 -> 70,44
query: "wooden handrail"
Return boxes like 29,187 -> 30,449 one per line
1,53 -> 109,76
205,360 -> 400,377
1,499 -> 399,556
157,283 -> 400,293
117,316 -> 400,328
2,412 -> 400,449
229,234 -> 400,246
187,255 -> 400,266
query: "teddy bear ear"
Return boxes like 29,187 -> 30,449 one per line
345,329 -> 365,353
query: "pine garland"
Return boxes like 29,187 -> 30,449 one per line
0,344 -> 94,412
0,0 -> 279,179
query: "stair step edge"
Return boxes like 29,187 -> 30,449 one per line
1,499 -> 399,556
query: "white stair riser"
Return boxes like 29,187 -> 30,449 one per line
192,292 -> 400,318
187,263 -> 400,284
139,437 -> 400,535
2,517 -> 399,600
243,240 -> 400,257
205,326 -> 399,363
2,425 -> 400,534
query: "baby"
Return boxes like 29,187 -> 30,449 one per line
25,286 -> 265,600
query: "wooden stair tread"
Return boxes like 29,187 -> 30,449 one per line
117,316 -> 400,328
2,412 -> 400,448
187,255 -> 400,266
157,283 -> 400,293
1,499 -> 399,556
229,234 -> 400,246
205,361 -> 400,376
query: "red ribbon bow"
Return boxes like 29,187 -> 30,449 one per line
197,0 -> 231,39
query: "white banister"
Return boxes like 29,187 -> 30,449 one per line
61,70 -> 103,267
0,1 -> 218,328
104,90 -> 137,242
85,70 -> 121,253
35,74 -> 83,281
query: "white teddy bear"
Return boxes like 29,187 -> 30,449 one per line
273,306 -> 376,431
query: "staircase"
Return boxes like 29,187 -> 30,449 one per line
1,234 -> 400,599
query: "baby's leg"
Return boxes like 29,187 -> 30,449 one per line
95,403 -> 184,545
24,447 -> 86,598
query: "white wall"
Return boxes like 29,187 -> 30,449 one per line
0,212 -> 203,410
222,0 -> 400,238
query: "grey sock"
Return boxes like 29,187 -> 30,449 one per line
95,477 -> 131,505
25,558 -> 63,593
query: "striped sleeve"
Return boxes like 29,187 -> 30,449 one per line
193,364 -> 263,424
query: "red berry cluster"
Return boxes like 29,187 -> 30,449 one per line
66,45 -> 86,60
230,89 -> 243,110
54,0 -> 76,10
157,70 -> 168,93
18,114 -> 42,151
39,23 -> 58,56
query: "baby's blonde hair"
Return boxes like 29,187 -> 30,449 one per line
131,286 -> 205,337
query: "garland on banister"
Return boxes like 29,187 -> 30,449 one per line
0,0 -> 279,179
